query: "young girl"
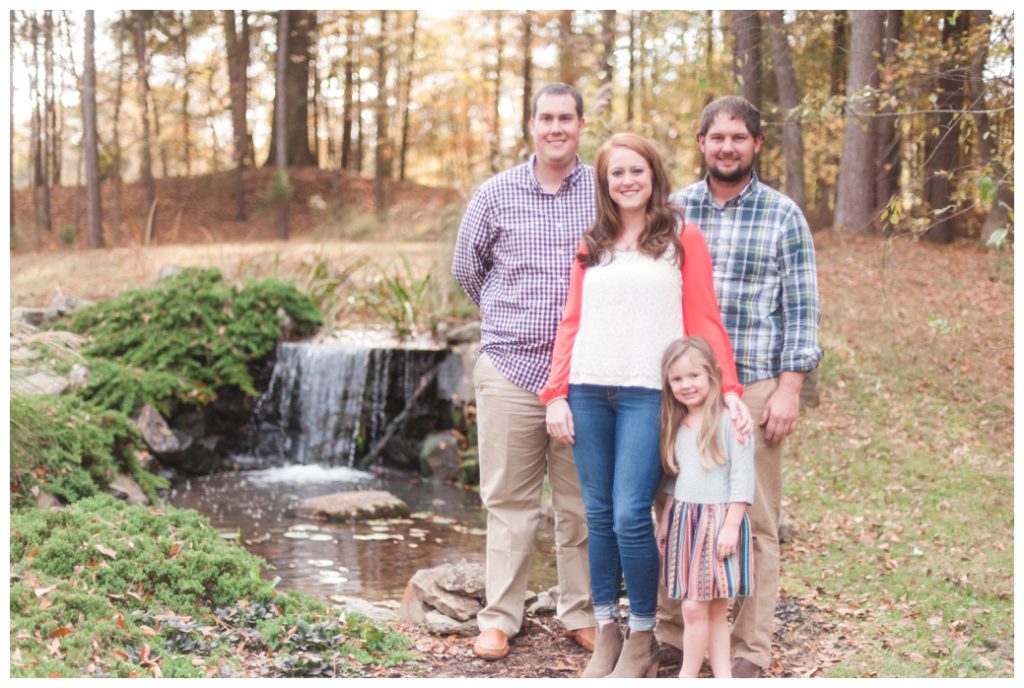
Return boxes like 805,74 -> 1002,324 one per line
657,336 -> 755,679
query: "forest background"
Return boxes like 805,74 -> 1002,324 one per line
5,7 -> 1016,679
6,8 -> 1014,249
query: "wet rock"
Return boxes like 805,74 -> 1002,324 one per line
419,431 -> 466,482
436,343 -> 479,403
67,363 -> 89,388
34,491 -> 62,509
329,595 -> 400,622
108,473 -> 149,505
527,588 -> 558,615
11,368 -> 69,396
10,347 -> 41,363
436,559 -> 485,599
424,610 -> 478,637
411,565 -> 482,621
11,307 -> 61,327
135,405 -> 182,454
159,435 -> 224,475
296,490 -> 409,521
399,579 -> 429,624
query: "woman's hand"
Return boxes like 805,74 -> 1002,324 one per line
723,392 -> 752,443
545,398 -> 575,446
716,524 -> 740,561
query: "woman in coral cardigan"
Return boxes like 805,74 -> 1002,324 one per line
539,133 -> 750,679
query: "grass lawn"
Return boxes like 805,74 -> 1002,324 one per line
782,234 -> 1013,677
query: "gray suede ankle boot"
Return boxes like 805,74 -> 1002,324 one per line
607,628 -> 659,678
581,622 -> 623,678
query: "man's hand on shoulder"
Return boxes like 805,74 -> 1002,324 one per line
759,372 -> 805,443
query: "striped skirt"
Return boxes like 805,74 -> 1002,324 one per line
661,498 -> 753,601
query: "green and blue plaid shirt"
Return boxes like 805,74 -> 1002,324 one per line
671,174 -> 823,386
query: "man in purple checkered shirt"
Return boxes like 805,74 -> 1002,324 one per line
452,83 -> 597,661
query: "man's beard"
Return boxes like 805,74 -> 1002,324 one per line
707,156 -> 755,183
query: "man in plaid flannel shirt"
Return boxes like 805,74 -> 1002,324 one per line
656,95 -> 823,677
452,83 -> 596,660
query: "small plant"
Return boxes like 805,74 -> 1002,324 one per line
59,223 -> 77,246
298,251 -> 368,327
363,254 -> 433,340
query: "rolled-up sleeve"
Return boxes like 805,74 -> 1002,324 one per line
452,187 -> 497,306
778,209 -> 823,373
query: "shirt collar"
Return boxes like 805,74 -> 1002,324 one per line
701,171 -> 759,208
525,154 -> 586,193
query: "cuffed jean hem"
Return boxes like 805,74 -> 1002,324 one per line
628,611 -> 657,632
594,602 -> 621,622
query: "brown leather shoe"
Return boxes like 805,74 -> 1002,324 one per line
564,626 -> 596,652
731,657 -> 763,678
473,628 -> 509,660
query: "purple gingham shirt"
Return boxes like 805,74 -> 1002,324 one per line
452,155 -> 595,393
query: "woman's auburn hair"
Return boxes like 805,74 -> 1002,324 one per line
579,132 -> 685,269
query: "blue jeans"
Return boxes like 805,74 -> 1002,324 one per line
568,384 -> 663,631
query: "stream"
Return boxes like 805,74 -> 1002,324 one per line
167,464 -> 560,604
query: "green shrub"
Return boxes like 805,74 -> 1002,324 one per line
9,392 -> 167,508
66,267 -> 322,409
9,496 -> 414,678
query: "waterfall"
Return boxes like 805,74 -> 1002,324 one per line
243,341 -> 453,468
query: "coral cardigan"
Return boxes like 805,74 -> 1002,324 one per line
539,223 -> 742,405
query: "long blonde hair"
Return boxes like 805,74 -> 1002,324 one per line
659,337 -> 728,475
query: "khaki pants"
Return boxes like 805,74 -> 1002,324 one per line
655,377 -> 783,669
473,353 -> 594,636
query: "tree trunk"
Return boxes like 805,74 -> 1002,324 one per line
133,10 -> 157,232
355,53 -> 364,174
399,11 -> 418,182
9,12 -> 14,234
489,11 -> 503,173
178,12 -> 191,176
970,10 -> 1013,245
83,10 -> 102,248
834,11 -> 884,233
704,11 -> 715,109
274,10 -> 289,239
111,14 -> 125,244
875,10 -> 902,232
764,10 -> 806,210
923,12 -> 972,244
521,11 -> 534,150
341,12 -> 356,170
831,11 -> 848,98
558,11 -> 576,85
626,12 -> 636,123
224,9 -> 249,220
374,10 -> 390,217
600,11 -> 616,88
266,10 -> 317,167
43,10 -> 53,232
729,10 -> 762,109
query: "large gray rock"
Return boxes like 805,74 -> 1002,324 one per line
329,595 -> 400,622
296,490 -> 409,521
436,559 -> 485,599
50,294 -> 92,316
410,565 -> 482,621
135,404 -> 182,454
399,579 -> 429,624
108,473 -> 149,505
419,431 -> 466,482
435,343 -> 479,404
527,588 -> 558,615
11,307 -> 61,327
67,363 -> 90,388
424,610 -> 478,637
11,369 -> 69,396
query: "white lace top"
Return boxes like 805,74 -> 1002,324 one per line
568,248 -> 683,390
